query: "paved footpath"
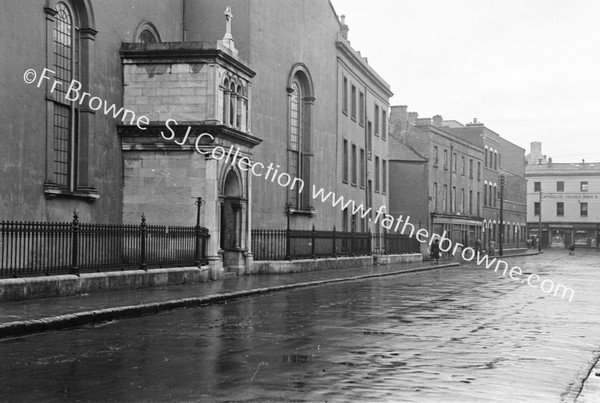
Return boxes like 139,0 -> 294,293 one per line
0,258 -> 467,338
4,250 -> 600,403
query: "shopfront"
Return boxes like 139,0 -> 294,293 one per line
528,224 -> 599,249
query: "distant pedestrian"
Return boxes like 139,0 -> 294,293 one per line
476,238 -> 482,253
489,240 -> 496,256
430,239 -> 440,265
569,243 -> 575,255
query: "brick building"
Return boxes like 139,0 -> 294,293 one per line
389,108 -> 484,250
389,109 -> 527,253
526,142 -> 600,249
444,119 -> 527,252
386,135 -> 429,254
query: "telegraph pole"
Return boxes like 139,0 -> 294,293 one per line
499,174 -> 504,256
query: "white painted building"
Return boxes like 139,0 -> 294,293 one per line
526,142 -> 600,248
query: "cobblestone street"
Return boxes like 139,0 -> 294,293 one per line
0,250 -> 598,402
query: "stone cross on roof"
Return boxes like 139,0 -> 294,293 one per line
224,6 -> 233,40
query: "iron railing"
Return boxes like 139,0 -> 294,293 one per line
252,227 -> 371,260
0,212 -> 209,278
251,227 -> 420,261
383,232 -> 421,254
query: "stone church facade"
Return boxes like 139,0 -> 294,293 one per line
1,0 -> 391,276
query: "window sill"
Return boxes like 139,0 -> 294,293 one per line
351,182 -> 357,187
44,182 -> 99,202
342,110 -> 348,116
288,207 -> 315,217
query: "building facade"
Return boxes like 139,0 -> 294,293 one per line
336,21 -> 393,239
0,0 -> 185,224
445,120 -> 527,252
389,108 -> 484,250
1,0 -> 393,275
386,135 -> 429,254
526,142 -> 600,249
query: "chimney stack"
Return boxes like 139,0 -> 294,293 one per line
408,111 -> 418,124
340,15 -> 349,40
466,117 -> 484,127
389,105 -> 408,137
432,115 -> 443,127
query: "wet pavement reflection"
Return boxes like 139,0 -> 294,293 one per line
0,251 -> 599,402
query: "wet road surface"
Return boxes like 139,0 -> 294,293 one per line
0,250 -> 599,402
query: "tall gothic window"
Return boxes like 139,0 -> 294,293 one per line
53,2 -> 79,188
44,1 -> 97,199
287,64 -> 314,211
289,80 -> 302,208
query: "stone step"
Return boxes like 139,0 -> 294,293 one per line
223,271 -> 238,279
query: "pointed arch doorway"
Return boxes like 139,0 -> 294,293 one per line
220,168 -> 246,273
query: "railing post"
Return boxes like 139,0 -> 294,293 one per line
383,230 -> 388,255
285,203 -> 291,260
311,224 -> 316,259
70,209 -> 80,275
368,229 -> 372,255
332,225 -> 337,258
140,212 -> 147,271
350,225 -> 355,257
194,197 -> 205,266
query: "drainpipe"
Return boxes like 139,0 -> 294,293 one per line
449,144 -> 453,214
182,0 -> 187,41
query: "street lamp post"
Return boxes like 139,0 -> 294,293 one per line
499,174 -> 504,256
285,203 -> 292,260
194,197 -> 205,266
538,190 -> 542,252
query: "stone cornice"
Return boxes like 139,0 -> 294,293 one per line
525,171 -> 600,177
118,123 -> 262,148
336,36 -> 393,98
120,42 -> 255,78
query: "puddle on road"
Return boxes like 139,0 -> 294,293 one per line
282,354 -> 312,363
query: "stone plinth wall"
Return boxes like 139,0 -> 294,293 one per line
122,151 -> 206,226
373,254 -> 423,265
0,267 -> 210,302
251,256 -> 374,274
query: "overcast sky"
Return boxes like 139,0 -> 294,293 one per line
330,0 -> 600,162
